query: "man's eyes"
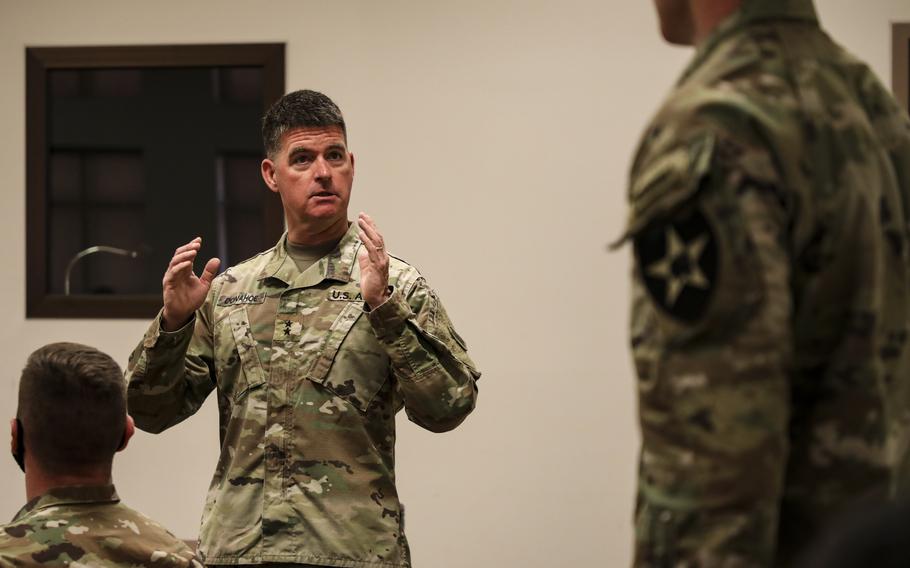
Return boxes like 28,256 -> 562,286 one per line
290,150 -> 345,165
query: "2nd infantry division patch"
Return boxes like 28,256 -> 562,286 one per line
634,208 -> 718,323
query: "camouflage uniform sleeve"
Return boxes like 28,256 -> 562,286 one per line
627,122 -> 792,567
367,272 -> 481,432
125,284 -> 218,434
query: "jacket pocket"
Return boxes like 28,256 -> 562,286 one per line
306,302 -> 389,412
227,307 -> 267,401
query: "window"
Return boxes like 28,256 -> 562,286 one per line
26,44 -> 285,318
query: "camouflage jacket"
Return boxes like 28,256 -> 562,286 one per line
126,223 -> 480,567
0,485 -> 200,567
620,0 -> 910,566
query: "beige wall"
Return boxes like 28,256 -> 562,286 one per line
0,1 -> 907,566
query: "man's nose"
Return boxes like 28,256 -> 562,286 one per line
314,156 -> 331,180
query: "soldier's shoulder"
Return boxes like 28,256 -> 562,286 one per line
0,510 -> 46,541
214,244 -> 280,286
0,514 -> 70,565
0,550 -> 16,568
383,252 -> 434,301
0,544 -> 31,568
0,519 -> 30,548
666,27 -> 801,134
112,501 -> 185,540
100,502 -> 201,566
637,38 -> 798,194
386,249 -> 422,279
387,251 -> 420,273
231,243 -> 279,270
0,503 -> 199,567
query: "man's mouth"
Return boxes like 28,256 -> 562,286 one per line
312,191 -> 337,198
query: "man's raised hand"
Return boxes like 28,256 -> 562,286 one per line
161,237 -> 221,331
357,212 -> 391,309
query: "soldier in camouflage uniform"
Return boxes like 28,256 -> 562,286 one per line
616,0 -> 910,565
1,342 -> 201,567
125,90 -> 480,568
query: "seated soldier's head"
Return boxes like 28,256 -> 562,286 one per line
10,342 -> 134,485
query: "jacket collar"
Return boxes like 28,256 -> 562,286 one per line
12,484 -> 119,522
682,0 -> 819,81
257,222 -> 362,288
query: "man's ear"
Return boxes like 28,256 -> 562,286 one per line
261,158 -> 279,193
11,418 -> 24,473
117,415 -> 136,453
10,419 -> 17,456
350,152 -> 355,176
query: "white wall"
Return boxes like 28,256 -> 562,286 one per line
0,1 -> 907,566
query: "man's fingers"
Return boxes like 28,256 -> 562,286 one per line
359,231 -> 378,263
167,249 -> 199,271
171,259 -> 194,275
174,238 -> 202,256
357,218 -> 376,245
199,258 -> 221,286
164,260 -> 194,285
357,213 -> 385,250
358,211 -> 376,229
358,221 -> 384,249
359,231 -> 382,265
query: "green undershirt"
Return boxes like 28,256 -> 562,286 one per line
285,236 -> 343,274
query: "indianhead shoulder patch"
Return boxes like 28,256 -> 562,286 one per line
634,207 -> 718,323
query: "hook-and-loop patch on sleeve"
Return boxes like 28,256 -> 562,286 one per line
618,131 -> 766,339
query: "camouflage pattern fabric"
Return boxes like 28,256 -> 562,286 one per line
617,0 -> 910,565
126,223 -> 480,567
0,485 -> 201,567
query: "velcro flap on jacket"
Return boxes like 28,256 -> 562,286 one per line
612,133 -> 716,249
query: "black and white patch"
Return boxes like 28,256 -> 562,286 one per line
634,208 -> 718,324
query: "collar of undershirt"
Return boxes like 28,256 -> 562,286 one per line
285,235 -> 343,262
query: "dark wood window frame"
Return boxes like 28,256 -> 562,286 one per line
895,23 -> 910,112
26,43 -> 285,318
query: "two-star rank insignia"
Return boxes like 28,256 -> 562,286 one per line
634,208 -> 718,323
